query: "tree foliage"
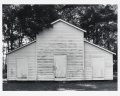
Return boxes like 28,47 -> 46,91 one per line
16,5 -> 59,40
58,5 -> 117,52
3,4 -> 117,60
3,5 -> 19,50
3,4 -> 59,52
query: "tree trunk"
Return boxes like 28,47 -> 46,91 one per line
107,40 -> 110,50
18,37 -> 21,47
3,45 -> 4,73
20,36 -> 23,45
95,28 -> 99,45
7,41 -> 9,52
10,41 -> 14,50
96,33 -> 99,45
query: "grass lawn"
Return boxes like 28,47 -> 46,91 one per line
3,73 -> 117,91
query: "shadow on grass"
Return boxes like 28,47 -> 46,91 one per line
3,80 -> 117,91
3,73 -> 117,91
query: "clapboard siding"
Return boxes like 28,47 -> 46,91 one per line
7,42 -> 36,80
84,42 -> 113,80
37,21 -> 84,80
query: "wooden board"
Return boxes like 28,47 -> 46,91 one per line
92,57 -> 104,78
36,21 -> 84,81
54,55 -> 67,78
17,58 -> 28,80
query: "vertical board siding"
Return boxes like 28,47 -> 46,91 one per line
84,42 -> 113,80
84,55 -> 92,80
7,57 -> 16,80
54,55 -> 66,78
7,43 -> 36,80
92,57 -> 104,78
37,22 -> 84,80
16,58 -> 28,80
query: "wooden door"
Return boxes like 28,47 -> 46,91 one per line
54,55 -> 67,78
17,58 -> 28,80
92,57 -> 104,79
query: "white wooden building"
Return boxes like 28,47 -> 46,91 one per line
6,19 -> 115,81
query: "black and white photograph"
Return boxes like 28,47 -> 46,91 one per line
2,3 -> 118,92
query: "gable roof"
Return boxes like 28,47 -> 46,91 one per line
51,19 -> 86,33
7,39 -> 116,55
6,40 -> 36,55
6,19 -> 115,55
84,40 -> 116,55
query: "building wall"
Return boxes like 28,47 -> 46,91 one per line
7,42 -> 36,80
84,42 -> 113,80
36,21 -> 84,80
7,21 -> 114,81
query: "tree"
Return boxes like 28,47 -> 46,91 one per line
3,5 -> 19,51
16,5 -> 59,40
58,4 -> 117,51
3,5 -> 59,51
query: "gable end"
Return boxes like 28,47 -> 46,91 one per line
51,19 -> 86,33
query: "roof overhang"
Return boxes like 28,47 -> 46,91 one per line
51,19 -> 87,33
6,40 -> 36,55
84,40 -> 116,55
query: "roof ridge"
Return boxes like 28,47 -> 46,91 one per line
51,19 -> 86,33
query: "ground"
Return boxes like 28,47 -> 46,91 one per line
3,72 -> 117,91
